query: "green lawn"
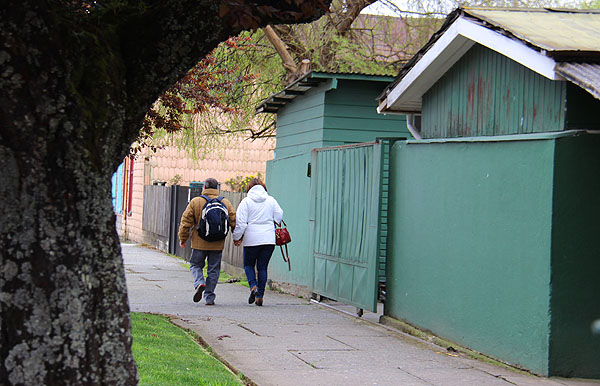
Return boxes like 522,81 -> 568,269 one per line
131,313 -> 245,386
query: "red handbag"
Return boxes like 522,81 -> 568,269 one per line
275,221 -> 291,271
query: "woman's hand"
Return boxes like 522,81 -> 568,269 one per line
233,239 -> 242,246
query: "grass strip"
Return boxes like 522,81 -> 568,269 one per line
131,312 -> 245,386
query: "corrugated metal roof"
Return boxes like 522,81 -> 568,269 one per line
309,68 -> 397,77
464,8 -> 600,53
556,62 -> 600,100
378,7 -> 600,113
309,71 -> 396,80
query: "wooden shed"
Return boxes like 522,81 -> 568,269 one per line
258,71 -> 409,307
378,7 -> 600,378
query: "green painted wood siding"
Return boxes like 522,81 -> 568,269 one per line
275,85 -> 327,158
275,78 -> 409,158
323,79 -> 408,146
422,44 -> 567,138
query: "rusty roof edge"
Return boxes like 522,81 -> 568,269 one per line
556,62 -> 600,101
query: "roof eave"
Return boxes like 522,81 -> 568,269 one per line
257,71 -> 396,114
381,15 -> 563,113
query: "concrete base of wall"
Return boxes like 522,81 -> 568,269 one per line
221,262 -> 245,280
380,316 -> 530,376
269,281 -> 313,300
142,230 -> 169,254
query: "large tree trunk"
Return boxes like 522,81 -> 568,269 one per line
0,150 -> 135,384
0,1 -> 329,384
0,2 -> 149,383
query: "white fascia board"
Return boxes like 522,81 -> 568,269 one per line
376,98 -> 387,114
456,18 -> 560,81
383,16 -> 561,113
385,21 -> 475,112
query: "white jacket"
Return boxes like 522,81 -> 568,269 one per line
232,185 -> 283,247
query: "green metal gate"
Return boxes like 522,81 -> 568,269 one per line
309,141 -> 385,313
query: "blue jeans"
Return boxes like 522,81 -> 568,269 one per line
190,249 -> 222,303
243,245 -> 275,298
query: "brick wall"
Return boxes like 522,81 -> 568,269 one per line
119,136 -> 274,243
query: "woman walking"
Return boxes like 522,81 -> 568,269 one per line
232,179 -> 283,306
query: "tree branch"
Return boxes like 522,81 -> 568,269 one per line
332,0 -> 378,35
263,25 -> 298,75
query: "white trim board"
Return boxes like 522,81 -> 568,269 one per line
380,16 -> 563,113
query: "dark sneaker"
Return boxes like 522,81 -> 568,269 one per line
193,284 -> 205,303
248,286 -> 257,304
255,298 -> 263,306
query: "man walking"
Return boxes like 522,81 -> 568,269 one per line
179,178 -> 236,305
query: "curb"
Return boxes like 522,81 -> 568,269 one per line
170,317 -> 259,386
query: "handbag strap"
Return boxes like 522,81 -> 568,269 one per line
275,220 -> 287,228
279,244 -> 291,271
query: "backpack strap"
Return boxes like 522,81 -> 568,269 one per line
195,195 -> 210,224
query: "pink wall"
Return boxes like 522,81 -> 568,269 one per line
117,136 -> 274,243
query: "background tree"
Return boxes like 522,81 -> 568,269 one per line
141,0 -> 443,159
143,0 -> 587,159
0,1 -> 330,384
133,36 -> 261,158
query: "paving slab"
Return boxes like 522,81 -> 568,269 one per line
123,243 -> 600,386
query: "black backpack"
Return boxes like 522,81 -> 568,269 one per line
196,195 -> 229,241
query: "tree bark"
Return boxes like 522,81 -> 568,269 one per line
330,0 -> 378,35
0,1 -> 329,384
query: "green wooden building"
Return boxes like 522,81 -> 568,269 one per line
378,7 -> 600,378
258,72 -> 408,301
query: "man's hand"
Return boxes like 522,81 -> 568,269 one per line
180,242 -> 186,248
233,240 -> 241,246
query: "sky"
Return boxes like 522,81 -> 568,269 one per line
362,0 -> 589,17
362,0 -> 459,17
363,0 -> 407,16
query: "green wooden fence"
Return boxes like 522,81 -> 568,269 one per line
309,142 -> 384,312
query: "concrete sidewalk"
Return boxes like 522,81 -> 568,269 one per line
123,243 -> 598,386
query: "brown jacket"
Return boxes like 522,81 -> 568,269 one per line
178,188 -> 236,251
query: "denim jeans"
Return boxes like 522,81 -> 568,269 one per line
243,245 -> 275,298
190,249 -> 222,303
